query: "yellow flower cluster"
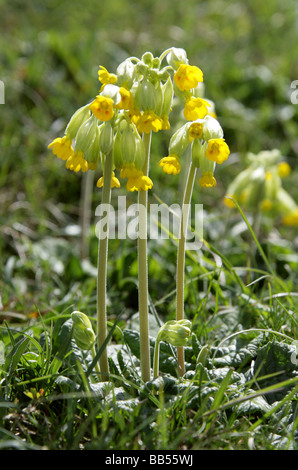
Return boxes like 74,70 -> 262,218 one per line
48,48 -> 231,195
224,149 -> 297,226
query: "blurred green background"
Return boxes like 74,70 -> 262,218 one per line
1,0 -> 298,319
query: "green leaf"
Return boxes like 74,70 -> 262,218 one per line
3,335 -> 30,375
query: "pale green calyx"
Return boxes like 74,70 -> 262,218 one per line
157,319 -> 192,347
65,103 -> 91,140
71,311 -> 96,350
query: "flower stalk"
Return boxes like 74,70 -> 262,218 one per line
138,131 -> 152,382
96,151 -> 113,381
176,161 -> 197,376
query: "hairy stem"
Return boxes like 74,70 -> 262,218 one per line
97,152 -> 113,381
176,161 -> 196,376
138,131 -> 152,382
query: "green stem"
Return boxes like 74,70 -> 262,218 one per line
176,161 -> 197,376
138,131 -> 152,382
97,151 -> 113,381
153,337 -> 161,378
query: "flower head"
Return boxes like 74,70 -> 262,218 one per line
184,97 -> 211,121
48,135 -> 73,160
174,64 -> 203,91
90,95 -> 115,121
126,175 -> 153,192
71,311 -> 96,350
159,155 -> 181,175
205,138 -> 230,164
66,150 -> 89,172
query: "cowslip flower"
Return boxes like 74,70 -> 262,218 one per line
199,172 -> 217,188
183,97 -> 211,121
126,174 -> 153,192
282,209 -> 298,226
66,150 -> 89,173
90,95 -> 115,121
48,135 -> 73,160
174,64 -> 203,91
116,87 -> 134,110
205,138 -> 230,164
159,155 -> 181,175
98,65 -> 117,91
136,110 -> 163,134
97,171 -> 120,189
189,122 -> 204,142
277,161 -> 291,178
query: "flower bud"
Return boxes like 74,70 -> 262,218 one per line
120,122 -> 136,164
157,320 -> 192,347
71,311 -> 96,350
75,116 -> 98,154
112,129 -> 123,169
142,51 -> 154,66
169,123 -> 191,158
166,47 -> 188,69
65,103 -> 91,140
161,76 -> 173,117
202,115 -> 224,141
99,122 -> 113,155
138,78 -> 157,111
116,59 -> 135,89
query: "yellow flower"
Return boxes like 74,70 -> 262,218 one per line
120,165 -> 142,180
66,150 -> 88,173
223,195 -> 237,208
48,135 -> 73,160
199,172 -> 217,188
282,209 -> 298,226
260,198 -> 273,211
183,97 -> 211,121
136,111 -> 163,134
116,87 -> 133,110
127,107 -> 141,126
90,95 -> 114,121
127,175 -> 153,192
161,114 -> 170,130
174,64 -> 203,91
189,122 -> 204,142
98,66 -> 117,91
97,171 -> 120,189
159,155 -> 181,175
205,138 -> 230,164
277,162 -> 291,178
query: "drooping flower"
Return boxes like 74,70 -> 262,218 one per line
90,95 -> 115,121
66,150 -> 89,173
282,209 -> 298,226
174,64 -> 203,91
98,66 -> 117,91
199,172 -> 217,188
116,87 -> 134,110
48,135 -> 73,160
159,155 -> 181,175
205,138 -> 230,164
126,175 -> 153,192
189,122 -> 204,142
136,110 -> 163,134
96,171 -> 120,189
183,97 -> 211,121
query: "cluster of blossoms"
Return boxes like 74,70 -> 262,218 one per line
224,149 -> 298,226
48,48 -> 230,192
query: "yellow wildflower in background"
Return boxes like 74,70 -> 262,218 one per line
205,138 -> 230,164
282,209 -> 298,226
90,95 -> 115,121
277,162 -> 291,178
174,64 -> 203,91
159,155 -> 181,175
